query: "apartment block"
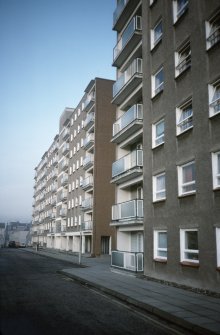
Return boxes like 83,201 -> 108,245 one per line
32,78 -> 116,256
111,0 -> 220,293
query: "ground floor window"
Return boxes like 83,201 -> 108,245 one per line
154,230 -> 167,261
180,229 -> 199,264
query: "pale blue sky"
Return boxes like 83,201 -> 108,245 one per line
0,0 -> 116,222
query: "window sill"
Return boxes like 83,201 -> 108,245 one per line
209,110 -> 220,119
151,88 -> 163,101
178,191 -> 196,198
217,267 -> 220,272
152,142 -> 164,150
154,258 -> 167,264
206,39 -> 220,52
153,198 -> 166,204
213,187 -> 220,192
180,261 -> 199,268
176,126 -> 193,137
175,65 -> 191,80
151,37 -> 162,52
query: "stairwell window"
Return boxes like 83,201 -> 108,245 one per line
176,100 -> 193,135
153,173 -> 166,202
178,161 -> 196,196
212,151 -> 220,190
175,41 -> 191,77
180,229 -> 199,264
152,67 -> 164,97
154,230 -> 167,261
173,0 -> 188,23
206,11 -> 220,50
151,20 -> 162,49
152,119 -> 164,148
209,79 -> 220,117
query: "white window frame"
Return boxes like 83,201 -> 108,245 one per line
152,119 -> 164,148
173,0 -> 188,24
153,173 -> 166,202
208,79 -> 220,117
180,229 -> 199,264
212,151 -> 220,190
152,67 -> 164,98
176,100 -> 193,135
151,20 -> 162,50
178,161 -> 196,196
216,228 -> 220,268
154,230 -> 167,260
174,41 -> 191,77
205,11 -> 220,50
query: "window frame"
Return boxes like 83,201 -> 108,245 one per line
216,228 -> 220,268
154,230 -> 168,261
212,151 -> 220,190
175,41 -> 191,77
180,229 -> 199,264
173,0 -> 189,24
153,172 -> 166,202
208,79 -> 220,117
151,19 -> 162,50
176,100 -> 193,135
178,160 -> 196,196
152,67 -> 164,98
152,119 -> 165,148
205,11 -> 220,50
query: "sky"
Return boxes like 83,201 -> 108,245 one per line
0,0 -> 116,223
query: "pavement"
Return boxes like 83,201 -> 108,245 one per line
25,247 -> 220,335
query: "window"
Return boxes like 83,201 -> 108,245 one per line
212,151 -> 220,189
153,173 -> 166,201
175,41 -> 191,77
178,161 -> 196,196
216,228 -> 220,268
208,79 -> 220,117
173,0 -> 188,23
180,229 -> 199,263
154,231 -> 167,260
151,20 -> 162,49
152,119 -> 164,147
152,68 -> 164,97
205,11 -> 220,49
176,100 -> 193,135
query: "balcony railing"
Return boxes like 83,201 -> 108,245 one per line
61,174 -> 68,186
61,159 -> 68,171
112,199 -> 143,222
112,150 -> 143,182
81,221 -> 93,231
60,190 -> 67,201
83,155 -> 94,170
81,197 -> 93,211
84,113 -> 95,130
59,208 -> 67,217
113,16 -> 142,67
113,104 -> 143,138
62,128 -> 70,140
113,0 -> 128,27
112,58 -> 143,106
111,250 -> 143,272
62,143 -> 69,155
83,133 -> 95,150
84,93 -> 95,112
81,176 -> 93,191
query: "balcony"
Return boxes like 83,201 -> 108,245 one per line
83,155 -> 94,171
113,16 -> 142,68
51,169 -> 58,180
113,0 -> 140,32
84,113 -> 95,131
81,220 -> 93,231
52,156 -> 58,166
112,104 -> 143,144
51,196 -> 57,205
51,183 -> 57,193
111,150 -> 143,184
61,174 -> 68,186
84,93 -> 95,112
83,133 -> 95,151
61,159 -> 68,171
60,190 -> 68,201
81,176 -> 93,191
111,199 -> 143,225
62,143 -> 69,155
59,207 -> 67,217
81,197 -> 93,211
111,250 -> 143,272
62,128 -> 70,140
112,58 -> 143,106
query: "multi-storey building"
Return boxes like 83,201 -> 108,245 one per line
111,0 -> 220,293
33,78 -> 116,256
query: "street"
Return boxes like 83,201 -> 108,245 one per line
0,249 -> 184,335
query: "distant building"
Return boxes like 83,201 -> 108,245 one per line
0,223 -> 6,247
111,0 -> 220,293
32,78 -> 116,256
5,221 -> 31,247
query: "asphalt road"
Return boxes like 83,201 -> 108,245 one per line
0,248 -> 183,335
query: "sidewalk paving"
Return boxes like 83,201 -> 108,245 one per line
25,248 -> 220,335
